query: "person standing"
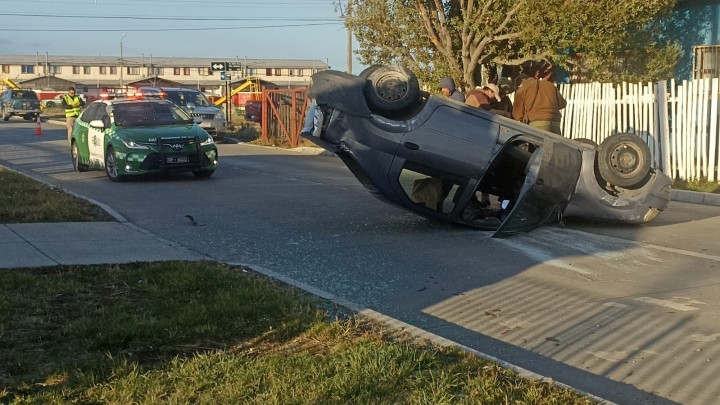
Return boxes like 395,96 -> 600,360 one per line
61,87 -> 85,140
439,76 -> 465,102
512,75 -> 566,135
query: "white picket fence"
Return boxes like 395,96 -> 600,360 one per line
557,78 -> 720,182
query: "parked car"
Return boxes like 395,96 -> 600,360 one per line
41,93 -> 86,109
301,65 -> 672,237
70,99 -> 218,182
244,100 -> 262,123
1,89 -> 41,121
134,87 -> 227,142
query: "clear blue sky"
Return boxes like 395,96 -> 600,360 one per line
0,0 -> 365,73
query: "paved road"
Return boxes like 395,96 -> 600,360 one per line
3,120 -> 720,404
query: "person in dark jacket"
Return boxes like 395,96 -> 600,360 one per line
512,75 -> 566,135
440,76 -> 465,102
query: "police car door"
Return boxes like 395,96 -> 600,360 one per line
86,105 -> 107,166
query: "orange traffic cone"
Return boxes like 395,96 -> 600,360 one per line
34,115 -> 42,136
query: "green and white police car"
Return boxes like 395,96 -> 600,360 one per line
70,99 -> 218,181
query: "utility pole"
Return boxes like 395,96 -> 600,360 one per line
345,0 -> 352,74
120,34 -> 126,89
339,0 -> 353,74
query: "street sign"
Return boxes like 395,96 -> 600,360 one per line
210,62 -> 227,71
227,62 -> 243,71
220,72 -> 231,81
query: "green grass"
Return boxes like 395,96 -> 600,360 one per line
0,262 -> 595,404
0,168 -> 114,223
672,177 -> 720,194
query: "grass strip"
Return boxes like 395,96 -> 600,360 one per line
0,261 -> 595,404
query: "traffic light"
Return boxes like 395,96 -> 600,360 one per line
220,71 -> 227,81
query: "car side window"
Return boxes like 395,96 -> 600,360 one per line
80,103 -> 102,123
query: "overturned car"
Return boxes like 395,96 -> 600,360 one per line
301,65 -> 671,237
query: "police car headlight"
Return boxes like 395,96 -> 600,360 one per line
201,136 -> 215,145
120,139 -> 149,149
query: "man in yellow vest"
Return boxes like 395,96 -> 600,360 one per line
61,87 -> 85,140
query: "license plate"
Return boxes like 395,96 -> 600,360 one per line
166,155 -> 189,164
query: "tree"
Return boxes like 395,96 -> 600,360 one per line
346,0 -> 678,88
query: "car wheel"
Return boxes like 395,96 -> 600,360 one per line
598,133 -> 651,188
359,65 -> 382,79
363,65 -> 420,116
71,141 -> 89,172
192,169 -> 215,178
104,146 -> 126,182
45,101 -> 56,108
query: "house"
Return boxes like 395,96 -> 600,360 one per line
0,54 -> 328,99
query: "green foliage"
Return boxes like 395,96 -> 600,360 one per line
348,0 -> 678,88
673,177 -> 720,194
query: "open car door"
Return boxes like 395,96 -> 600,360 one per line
493,141 -> 583,237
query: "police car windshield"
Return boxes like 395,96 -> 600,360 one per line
113,101 -> 193,127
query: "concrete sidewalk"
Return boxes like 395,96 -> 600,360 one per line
0,221 -> 207,269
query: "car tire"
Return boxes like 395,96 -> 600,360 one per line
192,169 -> 215,178
71,141 -> 89,172
598,133 -> 651,188
363,65 -> 420,116
105,146 -> 126,182
359,65 -> 382,79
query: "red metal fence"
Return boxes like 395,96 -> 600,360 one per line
260,88 -> 309,147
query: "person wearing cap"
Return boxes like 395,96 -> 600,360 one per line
464,83 -> 512,118
512,73 -> 566,135
61,87 -> 85,141
494,77 -> 515,116
439,76 -> 465,102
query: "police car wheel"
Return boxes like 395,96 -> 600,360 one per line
71,141 -> 89,172
105,146 -> 126,182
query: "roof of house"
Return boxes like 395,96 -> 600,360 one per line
0,55 -> 329,69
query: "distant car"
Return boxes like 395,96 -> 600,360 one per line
70,99 -> 218,182
41,93 -> 86,109
134,87 -> 227,142
1,89 -> 41,121
244,100 -> 262,123
301,65 -> 672,237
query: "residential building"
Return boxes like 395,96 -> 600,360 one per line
0,54 -> 328,98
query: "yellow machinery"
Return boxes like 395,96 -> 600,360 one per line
1,77 -> 21,90
214,77 -> 261,106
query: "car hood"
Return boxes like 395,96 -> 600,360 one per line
113,124 -> 210,142
188,106 -> 221,114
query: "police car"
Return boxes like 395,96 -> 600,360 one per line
70,98 -> 218,182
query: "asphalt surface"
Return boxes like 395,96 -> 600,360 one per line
2,120 -> 718,405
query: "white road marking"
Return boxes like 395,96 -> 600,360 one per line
635,296 -> 705,311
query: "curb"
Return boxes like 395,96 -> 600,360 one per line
671,189 -> 720,206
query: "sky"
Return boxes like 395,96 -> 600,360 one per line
0,0 -> 366,73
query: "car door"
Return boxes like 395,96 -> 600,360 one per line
492,139 -> 583,237
76,103 -> 105,167
390,105 -> 500,216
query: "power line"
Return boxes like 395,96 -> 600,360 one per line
0,22 -> 342,32
0,12 -> 340,21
